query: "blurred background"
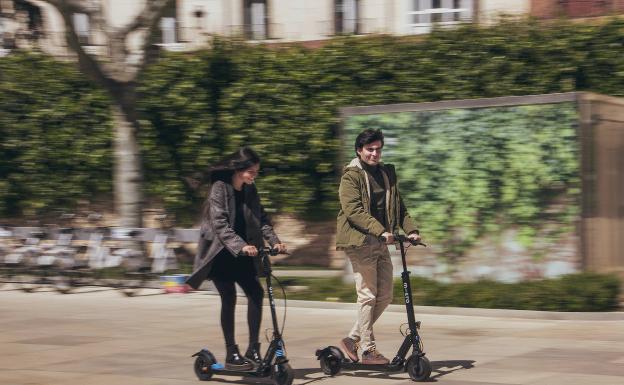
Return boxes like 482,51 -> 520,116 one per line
1,1 -> 623,309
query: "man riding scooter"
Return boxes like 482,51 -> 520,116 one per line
336,128 -> 422,365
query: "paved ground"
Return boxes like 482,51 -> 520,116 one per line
1,285 -> 623,385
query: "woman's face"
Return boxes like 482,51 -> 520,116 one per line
235,163 -> 260,185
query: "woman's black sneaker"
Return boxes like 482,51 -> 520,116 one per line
244,342 -> 262,365
225,344 -> 254,370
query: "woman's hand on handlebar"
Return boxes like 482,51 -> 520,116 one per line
242,245 -> 258,257
273,243 -> 287,254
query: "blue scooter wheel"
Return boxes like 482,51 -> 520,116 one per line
193,351 -> 215,381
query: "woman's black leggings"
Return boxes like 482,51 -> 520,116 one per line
213,275 -> 264,348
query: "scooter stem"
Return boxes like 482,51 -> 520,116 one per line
263,251 -> 282,339
399,239 -> 421,352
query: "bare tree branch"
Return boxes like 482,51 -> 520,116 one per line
118,0 -> 175,36
103,0 -> 173,81
135,1 -> 178,74
37,0 -> 98,16
27,0 -> 117,87
23,1 -> 175,83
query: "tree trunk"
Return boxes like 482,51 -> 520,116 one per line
112,85 -> 143,229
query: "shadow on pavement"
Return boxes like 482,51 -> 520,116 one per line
290,359 -> 475,383
294,368 -> 332,384
430,360 -> 476,381
206,377 -> 270,384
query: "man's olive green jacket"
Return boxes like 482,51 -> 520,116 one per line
336,157 -> 418,250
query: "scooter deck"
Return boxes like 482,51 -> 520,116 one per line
340,360 -> 404,372
210,363 -> 270,377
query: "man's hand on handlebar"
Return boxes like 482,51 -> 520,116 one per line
381,232 -> 394,244
407,232 -> 421,244
380,232 -> 426,247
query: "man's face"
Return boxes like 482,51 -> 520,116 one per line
357,140 -> 383,166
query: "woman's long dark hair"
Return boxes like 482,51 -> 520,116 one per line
201,147 -> 261,219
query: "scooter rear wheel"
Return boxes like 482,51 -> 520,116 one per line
271,362 -> 294,385
406,354 -> 432,382
319,347 -> 343,376
193,351 -> 215,381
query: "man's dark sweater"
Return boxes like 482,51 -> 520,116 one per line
362,162 -> 387,231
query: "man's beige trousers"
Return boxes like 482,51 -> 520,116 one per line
345,238 -> 393,352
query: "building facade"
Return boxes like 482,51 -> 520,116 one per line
3,0 -> 623,57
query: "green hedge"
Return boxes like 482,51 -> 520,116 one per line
0,52 -> 112,218
137,18 -> 624,221
3,19 -> 624,220
408,273 -> 621,311
275,273 -> 621,311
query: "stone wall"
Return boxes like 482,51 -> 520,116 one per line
273,215 -> 581,283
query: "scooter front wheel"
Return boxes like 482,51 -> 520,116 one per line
406,354 -> 432,382
193,350 -> 215,381
271,362 -> 294,385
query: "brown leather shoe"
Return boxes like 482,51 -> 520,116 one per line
361,349 -> 390,365
339,337 -> 359,362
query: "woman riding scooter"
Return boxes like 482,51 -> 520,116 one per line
186,147 -> 287,370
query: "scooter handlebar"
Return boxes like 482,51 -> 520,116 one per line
264,246 -> 279,256
379,233 -> 427,247
239,246 -> 279,257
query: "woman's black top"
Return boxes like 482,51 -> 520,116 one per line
233,188 -> 246,241
207,187 -> 255,280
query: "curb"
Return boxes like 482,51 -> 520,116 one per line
281,299 -> 624,321
194,291 -> 624,321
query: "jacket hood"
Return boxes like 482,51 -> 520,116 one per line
344,157 -> 362,172
344,157 -> 385,172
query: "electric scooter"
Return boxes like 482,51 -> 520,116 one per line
316,233 -> 432,382
192,247 -> 294,385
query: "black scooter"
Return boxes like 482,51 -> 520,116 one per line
316,233 -> 432,382
192,247 -> 294,385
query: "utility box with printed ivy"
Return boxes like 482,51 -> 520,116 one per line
340,92 -> 624,283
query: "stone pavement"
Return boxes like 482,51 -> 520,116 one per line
1,285 -> 623,385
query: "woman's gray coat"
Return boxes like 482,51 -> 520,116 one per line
186,180 -> 280,289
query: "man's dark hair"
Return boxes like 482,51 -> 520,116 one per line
354,129 -> 384,157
